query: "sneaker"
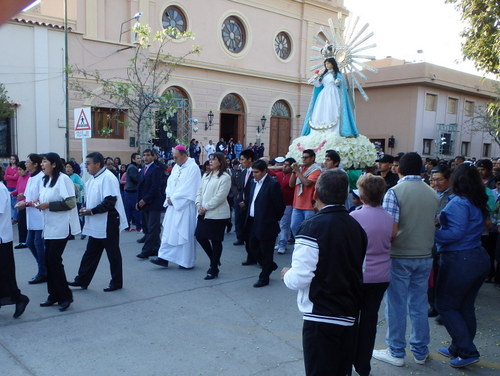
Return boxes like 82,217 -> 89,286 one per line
413,354 -> 428,364
437,347 -> 453,358
124,227 -> 132,232
274,244 -> 279,250
372,348 -> 404,367
449,356 -> 479,368
277,248 -> 286,254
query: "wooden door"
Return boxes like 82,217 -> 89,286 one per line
269,116 -> 291,159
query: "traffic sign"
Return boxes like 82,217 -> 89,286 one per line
74,107 -> 92,138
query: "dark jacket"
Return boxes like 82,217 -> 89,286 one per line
125,163 -> 140,192
137,163 -> 165,211
298,205 -> 367,318
244,175 -> 285,240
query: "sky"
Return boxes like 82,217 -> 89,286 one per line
343,0 -> 491,78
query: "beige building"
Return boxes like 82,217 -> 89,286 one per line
5,0 -> 498,163
17,0 -> 355,163
357,58 -> 499,159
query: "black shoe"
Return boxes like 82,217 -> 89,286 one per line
150,257 -> 169,267
14,243 -> 28,249
242,260 -> 257,266
13,295 -> 29,319
233,240 -> 244,246
67,235 -> 75,240
136,252 -> 150,259
204,273 -> 218,280
103,286 -> 122,292
178,265 -> 194,270
428,308 -> 439,318
29,275 -> 47,284
68,281 -> 88,290
226,222 -> 233,233
58,301 -> 72,312
40,298 -> 58,307
137,236 -> 146,244
253,280 -> 269,288
435,316 -> 444,325
80,235 -> 87,240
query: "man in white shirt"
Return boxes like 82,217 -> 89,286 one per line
204,140 -> 216,162
68,152 -> 128,292
243,159 -> 285,287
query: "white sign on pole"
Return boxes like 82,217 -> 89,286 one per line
74,107 -> 92,139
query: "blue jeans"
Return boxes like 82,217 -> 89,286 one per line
290,208 -> 315,238
385,257 -> 432,359
435,248 -> 489,359
8,187 -> 17,221
27,229 -> 46,276
278,205 -> 293,248
123,191 -> 141,230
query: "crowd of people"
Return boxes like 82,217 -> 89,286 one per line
1,146 -> 499,376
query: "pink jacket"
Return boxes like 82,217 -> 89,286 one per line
5,165 -> 19,189
11,174 -> 30,201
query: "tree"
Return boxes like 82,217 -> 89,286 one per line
71,24 -> 201,150
445,0 -> 500,76
0,83 -> 14,120
465,91 -> 500,148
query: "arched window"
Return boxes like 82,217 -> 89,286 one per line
271,100 -> 291,118
220,93 -> 243,112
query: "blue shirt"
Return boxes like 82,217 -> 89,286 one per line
435,195 -> 485,252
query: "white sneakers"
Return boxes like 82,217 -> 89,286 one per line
372,348 -> 428,366
372,348 -> 405,367
413,354 -> 428,365
277,248 -> 286,254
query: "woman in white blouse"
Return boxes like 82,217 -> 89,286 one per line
36,153 -> 80,312
195,152 -> 231,280
18,153 -> 46,284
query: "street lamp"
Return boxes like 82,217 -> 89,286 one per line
257,115 -> 267,134
119,11 -> 143,42
205,110 -> 214,131
261,115 -> 267,130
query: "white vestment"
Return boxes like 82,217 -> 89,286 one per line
83,168 -> 128,238
158,157 -> 201,268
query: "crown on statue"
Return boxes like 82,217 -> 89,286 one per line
321,44 -> 336,59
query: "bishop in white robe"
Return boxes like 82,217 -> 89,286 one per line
152,146 -> 201,269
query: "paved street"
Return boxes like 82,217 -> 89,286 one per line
1,228 -> 500,376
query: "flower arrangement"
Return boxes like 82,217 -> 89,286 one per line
287,133 -> 377,169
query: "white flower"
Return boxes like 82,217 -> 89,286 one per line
287,133 -> 377,169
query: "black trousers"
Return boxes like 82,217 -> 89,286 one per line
353,282 -> 389,376
75,216 -> 123,288
481,232 -> 498,280
45,238 -> 72,302
0,241 -> 21,306
303,320 -> 355,376
234,204 -> 245,242
141,210 -> 161,256
17,208 -> 27,244
246,218 -> 276,282
197,238 -> 223,274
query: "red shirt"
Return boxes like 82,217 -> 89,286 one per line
275,171 -> 294,206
